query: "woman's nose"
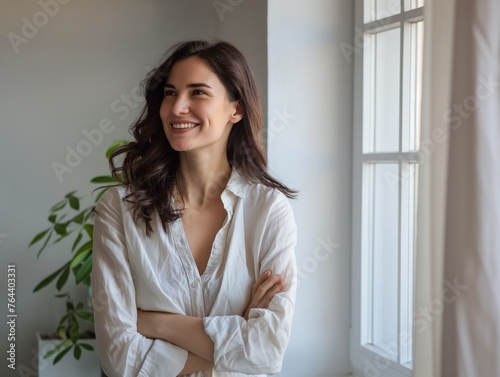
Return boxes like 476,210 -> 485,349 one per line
171,95 -> 189,115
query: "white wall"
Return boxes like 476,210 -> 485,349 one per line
0,1 -> 217,375
268,1 -> 354,376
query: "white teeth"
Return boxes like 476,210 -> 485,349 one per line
172,123 -> 197,129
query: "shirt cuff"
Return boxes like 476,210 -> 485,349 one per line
139,339 -> 188,377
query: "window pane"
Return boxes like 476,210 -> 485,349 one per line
414,22 -> 424,150
405,0 -> 425,11
400,163 -> 418,364
365,0 -> 401,23
364,163 -> 399,358
364,28 -> 401,152
402,21 -> 424,152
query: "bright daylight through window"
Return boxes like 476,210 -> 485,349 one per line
351,0 -> 424,376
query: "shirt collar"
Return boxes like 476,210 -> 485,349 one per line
224,169 -> 249,199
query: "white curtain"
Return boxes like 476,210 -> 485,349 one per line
414,0 -> 500,376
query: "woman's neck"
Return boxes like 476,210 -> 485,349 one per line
177,150 -> 231,209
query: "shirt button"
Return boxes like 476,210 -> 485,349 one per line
191,281 -> 199,289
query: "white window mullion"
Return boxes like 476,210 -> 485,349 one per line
397,0 -> 405,365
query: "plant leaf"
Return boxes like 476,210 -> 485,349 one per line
36,230 -> 54,257
68,195 -> 80,210
84,224 -> 94,238
94,187 -> 110,202
58,326 -> 68,340
53,345 -> 72,365
76,311 -> 94,322
48,214 -> 57,223
71,232 -> 83,252
54,223 -> 68,236
81,275 -> 91,287
70,248 -> 91,269
71,212 -> 85,225
106,139 -> 129,159
90,175 -> 116,184
53,226 -> 75,244
43,341 -> 65,359
69,319 -> 79,342
72,239 -> 92,257
79,343 -> 94,351
56,265 -> 71,291
58,313 -> 70,326
64,191 -> 77,199
75,256 -> 93,284
84,209 -> 94,221
29,228 -> 49,247
74,344 -> 82,360
50,200 -> 67,212
33,263 -> 69,292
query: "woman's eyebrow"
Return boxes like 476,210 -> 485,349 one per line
164,83 -> 213,89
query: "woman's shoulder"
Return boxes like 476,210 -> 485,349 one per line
234,175 -> 293,215
94,185 -> 130,212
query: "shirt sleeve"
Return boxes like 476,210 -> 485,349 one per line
91,188 -> 188,377
203,192 -> 298,374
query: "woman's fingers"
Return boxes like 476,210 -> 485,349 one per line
255,274 -> 282,298
258,279 -> 284,308
252,270 -> 271,294
243,271 -> 285,320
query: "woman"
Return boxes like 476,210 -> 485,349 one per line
91,40 -> 297,377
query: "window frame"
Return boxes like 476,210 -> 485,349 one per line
350,1 -> 424,376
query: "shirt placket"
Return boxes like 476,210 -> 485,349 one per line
173,220 -> 205,318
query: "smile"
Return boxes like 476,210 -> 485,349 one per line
171,123 -> 199,129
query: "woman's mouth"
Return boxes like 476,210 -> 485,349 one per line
171,123 -> 199,129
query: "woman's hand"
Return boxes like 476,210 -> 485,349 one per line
243,270 -> 284,320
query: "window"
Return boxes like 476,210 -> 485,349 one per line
351,1 -> 424,376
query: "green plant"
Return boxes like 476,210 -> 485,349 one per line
30,140 -> 128,364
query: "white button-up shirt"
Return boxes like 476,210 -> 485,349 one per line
91,171 -> 297,377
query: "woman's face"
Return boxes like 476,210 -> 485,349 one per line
159,56 -> 242,154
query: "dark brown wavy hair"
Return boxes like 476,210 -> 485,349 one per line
110,40 -> 296,233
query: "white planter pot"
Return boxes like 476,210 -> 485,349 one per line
37,332 -> 103,377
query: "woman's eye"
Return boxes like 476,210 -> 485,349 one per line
163,89 -> 176,97
192,89 -> 206,96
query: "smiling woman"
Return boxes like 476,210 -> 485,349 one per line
160,56 -> 242,155
91,40 -> 298,377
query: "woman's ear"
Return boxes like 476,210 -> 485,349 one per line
230,102 -> 243,124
